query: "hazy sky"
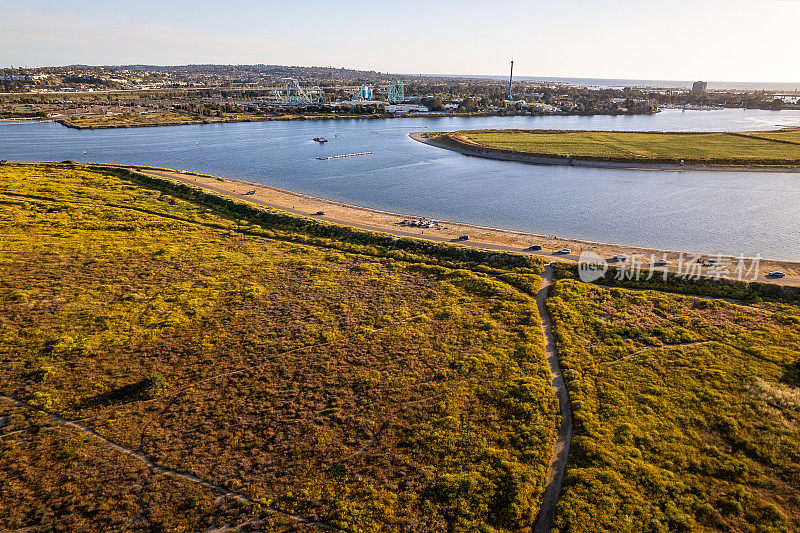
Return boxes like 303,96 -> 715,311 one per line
2,0 -> 799,82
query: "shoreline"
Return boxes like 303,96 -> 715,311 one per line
52,111 -> 503,130
106,164 -> 800,285
15,110 -> 656,131
409,131 -> 800,173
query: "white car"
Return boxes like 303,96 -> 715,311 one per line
612,254 -> 628,262
556,248 -> 571,254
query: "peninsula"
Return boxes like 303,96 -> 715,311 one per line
414,128 -> 800,170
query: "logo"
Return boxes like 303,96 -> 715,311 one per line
578,251 -> 608,282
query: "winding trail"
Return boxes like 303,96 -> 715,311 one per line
533,265 -> 573,533
0,395 -> 335,531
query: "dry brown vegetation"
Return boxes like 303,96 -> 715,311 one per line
0,164 -> 556,531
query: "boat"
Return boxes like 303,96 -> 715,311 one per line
313,137 -> 328,143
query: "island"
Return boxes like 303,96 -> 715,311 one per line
413,128 -> 800,171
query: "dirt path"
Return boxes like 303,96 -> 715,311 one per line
0,395 -> 335,531
606,340 -> 716,364
533,265 -> 572,533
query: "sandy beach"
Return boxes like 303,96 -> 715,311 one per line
130,166 -> 800,286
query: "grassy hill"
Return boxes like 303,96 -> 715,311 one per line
0,163 -> 556,532
430,129 -> 800,167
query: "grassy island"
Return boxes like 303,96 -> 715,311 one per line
56,110 -> 393,129
425,128 -> 800,168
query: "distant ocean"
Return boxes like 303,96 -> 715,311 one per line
435,74 -> 800,92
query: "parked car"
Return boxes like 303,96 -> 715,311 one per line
458,235 -> 469,241
767,271 -> 786,278
556,248 -> 571,254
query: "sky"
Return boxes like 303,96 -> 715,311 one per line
2,0 -> 799,83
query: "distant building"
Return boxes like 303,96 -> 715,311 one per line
354,85 -> 373,100
775,94 -> 800,104
692,81 -> 708,94
385,103 -> 428,114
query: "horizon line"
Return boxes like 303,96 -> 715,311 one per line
3,63 -> 800,87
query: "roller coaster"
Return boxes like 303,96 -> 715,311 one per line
274,77 -> 405,106
387,79 -> 405,103
275,78 -> 323,105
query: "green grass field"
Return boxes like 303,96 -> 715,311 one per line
439,129 -> 800,166
0,164 -> 555,532
742,131 -> 800,145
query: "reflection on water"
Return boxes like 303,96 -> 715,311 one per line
1,109 -> 800,259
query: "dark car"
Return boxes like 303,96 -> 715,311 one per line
458,235 -> 469,241
527,244 -> 543,251
314,211 -> 326,216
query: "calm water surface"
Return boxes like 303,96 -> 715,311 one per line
2,109 -> 800,259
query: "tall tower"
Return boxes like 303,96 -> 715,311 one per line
508,60 -> 514,100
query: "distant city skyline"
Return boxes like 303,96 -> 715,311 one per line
2,0 -> 799,83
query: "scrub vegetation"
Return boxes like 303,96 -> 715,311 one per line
546,279 -> 800,532
3,162 -> 799,532
0,163 -> 556,532
431,129 -> 800,167
58,109 -> 387,130
553,262 -> 800,304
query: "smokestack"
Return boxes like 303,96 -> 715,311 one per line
508,60 -> 514,100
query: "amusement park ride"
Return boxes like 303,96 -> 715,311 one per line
275,78 -> 323,105
386,79 -> 405,103
273,78 -> 405,105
